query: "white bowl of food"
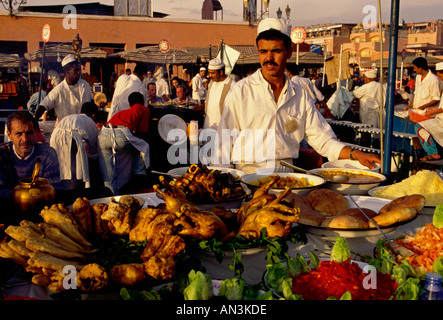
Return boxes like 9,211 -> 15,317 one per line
309,168 -> 386,195
321,159 -> 381,172
240,172 -> 326,196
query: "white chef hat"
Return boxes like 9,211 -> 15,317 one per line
208,58 -> 225,71
364,69 -> 377,78
257,18 -> 291,38
61,54 -> 77,67
436,62 -> 443,71
200,67 -> 206,71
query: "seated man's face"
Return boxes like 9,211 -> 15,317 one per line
7,119 -> 37,158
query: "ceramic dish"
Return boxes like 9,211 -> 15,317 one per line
157,114 -> 187,144
241,172 -> 326,196
321,159 -> 381,172
299,195 -> 417,238
309,168 -> 386,195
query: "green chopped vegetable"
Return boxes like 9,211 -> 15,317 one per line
183,270 -> 213,300
330,236 -> 350,263
433,204 -> 443,229
219,278 -> 245,300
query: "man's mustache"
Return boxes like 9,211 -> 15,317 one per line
263,61 -> 278,67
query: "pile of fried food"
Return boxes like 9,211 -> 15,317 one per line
163,164 -> 246,203
0,174 -> 301,294
291,188 -> 426,229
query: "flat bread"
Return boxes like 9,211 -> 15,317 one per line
304,189 -> 349,216
338,207 -> 378,222
370,206 -> 417,227
299,210 -> 327,226
321,215 -> 369,229
379,194 -> 425,215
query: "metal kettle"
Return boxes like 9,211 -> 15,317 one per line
13,157 -> 56,212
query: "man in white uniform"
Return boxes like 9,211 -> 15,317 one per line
192,67 -> 207,103
34,54 -> 93,121
414,62 -> 443,161
403,57 -> 440,111
212,18 -> 380,174
352,69 -> 386,128
203,58 -> 235,130
50,102 -> 99,189
156,73 -> 170,102
107,63 -> 147,120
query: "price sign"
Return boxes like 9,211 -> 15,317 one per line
42,24 -> 51,43
290,27 -> 307,45
159,39 -> 170,53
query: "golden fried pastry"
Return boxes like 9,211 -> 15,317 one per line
72,197 -> 94,236
304,189 -> 349,216
321,215 -> 368,229
144,256 -> 176,280
76,263 -> 109,292
370,206 -> 417,228
91,203 -> 109,237
109,263 -> 146,286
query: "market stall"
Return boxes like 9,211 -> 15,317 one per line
1,164 -> 442,302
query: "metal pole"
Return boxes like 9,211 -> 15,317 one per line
383,0 -> 400,176
37,42 -> 46,106
377,0 -> 384,171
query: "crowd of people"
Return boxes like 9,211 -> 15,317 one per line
2,18 -> 443,199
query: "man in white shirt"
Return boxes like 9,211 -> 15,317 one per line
414,61 -> 443,161
107,63 -> 148,120
352,69 -> 387,128
34,54 -> 93,121
203,58 -> 235,130
212,18 -> 380,174
192,67 -> 207,103
156,73 -> 170,102
403,57 -> 440,111
50,102 -> 100,189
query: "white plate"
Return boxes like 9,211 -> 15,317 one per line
89,194 -> 146,208
368,186 -> 436,214
241,172 -> 326,196
157,114 -> 188,144
322,159 -> 381,172
299,195 -> 414,238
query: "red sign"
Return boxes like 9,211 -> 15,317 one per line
159,39 -> 170,53
290,27 -> 307,45
42,24 -> 51,43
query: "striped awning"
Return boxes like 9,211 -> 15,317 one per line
24,44 -> 108,61
0,53 -> 24,68
108,46 -> 197,65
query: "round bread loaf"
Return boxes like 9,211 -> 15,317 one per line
321,215 -> 368,229
299,210 -> 327,226
304,189 -> 349,216
338,207 -> 378,222
378,194 -> 425,215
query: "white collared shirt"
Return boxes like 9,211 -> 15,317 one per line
214,69 -> 345,167
413,71 -> 441,108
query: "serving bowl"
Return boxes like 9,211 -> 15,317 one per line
309,168 -> 386,195
321,159 -> 381,172
240,172 -> 326,196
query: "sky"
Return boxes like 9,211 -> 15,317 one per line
22,0 -> 442,27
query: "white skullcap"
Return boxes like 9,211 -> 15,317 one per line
200,67 -> 206,71
364,69 -> 377,78
208,58 -> 225,71
257,18 -> 291,38
436,61 -> 443,71
61,54 -> 77,67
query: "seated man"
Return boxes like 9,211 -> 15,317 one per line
50,102 -> 100,189
147,82 -> 163,105
0,111 -> 61,196
98,92 -> 151,194
171,84 -> 196,105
